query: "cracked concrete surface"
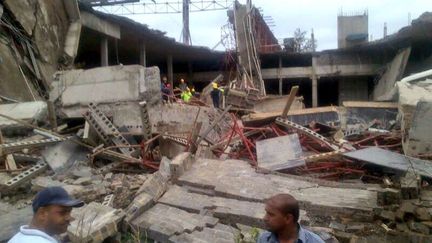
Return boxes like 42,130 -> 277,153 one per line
177,159 -> 379,218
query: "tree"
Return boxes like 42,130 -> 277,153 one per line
292,28 -> 317,53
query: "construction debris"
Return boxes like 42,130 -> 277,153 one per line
0,1 -> 432,242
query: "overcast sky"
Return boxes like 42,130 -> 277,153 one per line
122,0 -> 431,51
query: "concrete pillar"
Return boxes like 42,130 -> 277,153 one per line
278,56 -> 283,95
312,76 -> 318,107
311,56 -> 318,107
139,41 -> 146,67
167,55 -> 173,89
101,36 -> 108,66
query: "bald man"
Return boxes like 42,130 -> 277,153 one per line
258,193 -> 324,243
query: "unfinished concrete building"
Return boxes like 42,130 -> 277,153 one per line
337,11 -> 369,48
2,1 -> 432,242
73,3 -> 432,108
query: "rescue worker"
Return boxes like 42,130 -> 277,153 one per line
161,78 -> 171,103
179,78 -> 187,92
181,87 -> 192,102
210,82 -> 223,108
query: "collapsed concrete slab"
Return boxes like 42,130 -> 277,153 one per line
158,185 -> 283,228
344,147 -> 432,179
41,139 -> 88,174
50,65 -> 161,108
130,204 -> 219,243
68,202 -> 125,242
253,95 -> 304,113
56,100 -> 229,146
256,133 -> 305,171
177,159 -> 380,220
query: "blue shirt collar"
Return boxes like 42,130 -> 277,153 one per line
265,224 -> 305,243
297,224 -> 307,243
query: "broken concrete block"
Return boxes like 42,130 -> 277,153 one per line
130,204 -> 219,243
170,152 -> 193,180
51,65 -> 161,107
68,202 -> 125,243
159,156 -> 172,180
41,139 -> 88,174
256,133 -> 305,171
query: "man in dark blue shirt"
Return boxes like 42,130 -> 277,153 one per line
257,194 -> 324,243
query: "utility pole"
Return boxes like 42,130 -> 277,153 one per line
384,22 -> 387,38
182,0 -> 191,45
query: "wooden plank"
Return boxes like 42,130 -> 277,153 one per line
342,101 -> 398,109
244,106 -> 339,122
5,154 -> 17,170
282,86 -> 299,117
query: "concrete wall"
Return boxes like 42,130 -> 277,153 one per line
337,14 -> 368,48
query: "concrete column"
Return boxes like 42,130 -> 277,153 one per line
139,41 -> 146,67
167,55 -> 173,89
311,56 -> 318,107
101,36 -> 108,66
278,56 -> 283,95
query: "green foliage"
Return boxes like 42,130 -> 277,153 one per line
293,28 -> 318,53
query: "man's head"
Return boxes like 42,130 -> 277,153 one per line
263,194 -> 299,233
32,187 -> 84,235
162,77 -> 168,83
180,78 -> 185,83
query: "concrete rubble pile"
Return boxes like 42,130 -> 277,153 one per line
1,1 -> 432,243
0,66 -> 431,243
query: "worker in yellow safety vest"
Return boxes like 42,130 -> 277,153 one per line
181,87 -> 193,102
210,82 -> 224,108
